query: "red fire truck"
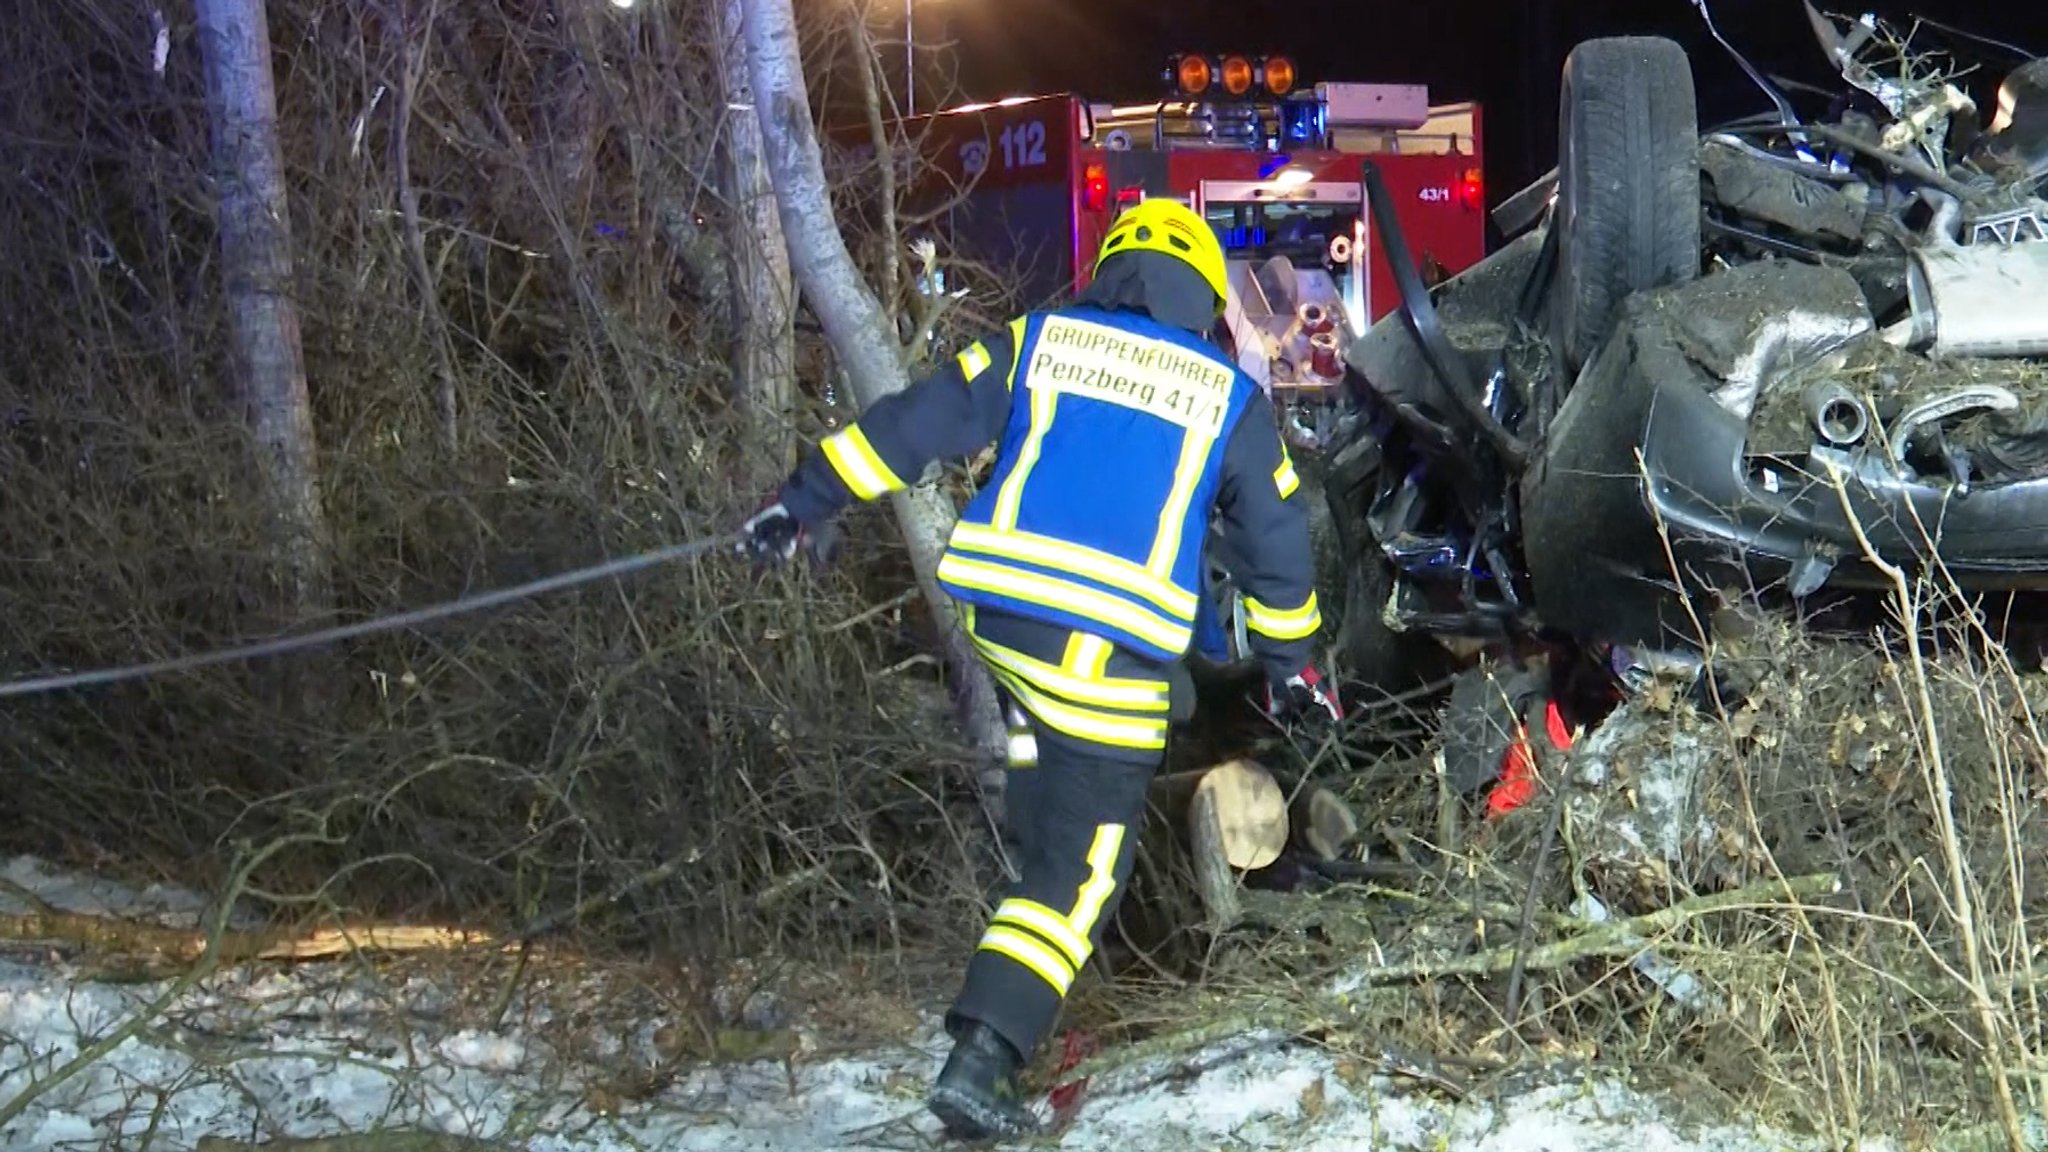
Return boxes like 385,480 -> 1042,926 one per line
843,54 -> 1487,407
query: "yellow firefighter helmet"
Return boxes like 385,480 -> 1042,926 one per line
1094,197 -> 1231,310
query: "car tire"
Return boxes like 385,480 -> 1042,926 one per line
1555,36 -> 1701,369
1335,548 -> 1458,695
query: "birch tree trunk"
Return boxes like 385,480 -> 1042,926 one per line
715,0 -> 797,460
196,0 -> 333,623
742,0 -> 1008,815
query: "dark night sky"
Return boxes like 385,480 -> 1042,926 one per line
928,0 -> 2029,208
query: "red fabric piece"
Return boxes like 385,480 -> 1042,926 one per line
1543,697 -> 1573,748
1486,698 -> 1573,819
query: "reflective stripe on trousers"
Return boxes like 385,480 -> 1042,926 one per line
946,607 -> 1168,1062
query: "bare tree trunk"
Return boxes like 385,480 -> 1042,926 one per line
196,0 -> 333,622
714,0 -> 796,460
849,11 -> 900,314
388,0 -> 461,451
742,0 -> 1007,815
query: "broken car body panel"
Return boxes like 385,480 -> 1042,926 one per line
1523,261 -> 2048,652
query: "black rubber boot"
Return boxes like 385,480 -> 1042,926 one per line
928,1021 -> 1036,1140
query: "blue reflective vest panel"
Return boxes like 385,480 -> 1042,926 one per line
935,307 -> 1258,663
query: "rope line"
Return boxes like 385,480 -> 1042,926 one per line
0,533 -> 742,701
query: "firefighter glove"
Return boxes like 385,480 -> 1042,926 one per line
738,499 -> 840,567
1266,663 -> 1344,726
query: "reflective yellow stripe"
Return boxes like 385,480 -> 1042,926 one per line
989,664 -> 1169,749
1062,632 -> 1113,678
1146,426 -> 1213,575
970,631 -> 1169,712
958,341 -> 993,381
979,924 -> 1075,994
1274,449 -> 1300,499
994,898 -> 1092,969
939,553 -> 1191,655
1069,825 -> 1127,942
819,425 -> 904,500
987,663 -> 1168,749
1006,318 -> 1027,391
1244,591 -> 1322,641
949,523 -> 1199,617
992,382 -> 1055,528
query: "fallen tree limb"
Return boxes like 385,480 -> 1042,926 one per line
1935,1111 -> 2048,1152
1057,873 -> 1840,1087
1056,1000 -> 1490,1101
0,909 -> 492,966
6,860 -> 746,978
1058,1017 -> 1296,1089
196,1135 -> 514,1152
0,838 -> 301,1133
1346,872 -> 1841,986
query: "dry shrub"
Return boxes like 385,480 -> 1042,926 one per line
0,0 -> 1001,964
1223,572 -> 2042,1144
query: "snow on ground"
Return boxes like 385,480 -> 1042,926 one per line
0,856 -> 1891,1151
0,857 -> 215,926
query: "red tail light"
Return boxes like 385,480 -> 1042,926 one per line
1458,167 -> 1484,212
1083,163 -> 1110,212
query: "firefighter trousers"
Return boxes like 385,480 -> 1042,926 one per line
946,605 -> 1173,1064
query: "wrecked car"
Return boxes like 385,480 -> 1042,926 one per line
1319,3 -> 2048,702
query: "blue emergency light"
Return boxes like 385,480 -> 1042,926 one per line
1221,225 -> 1270,250
1279,98 -> 1323,146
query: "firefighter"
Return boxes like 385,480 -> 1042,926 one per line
738,196 -> 1341,1140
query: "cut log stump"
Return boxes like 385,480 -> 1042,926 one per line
1149,759 -> 1288,931
1281,777 -> 1362,863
